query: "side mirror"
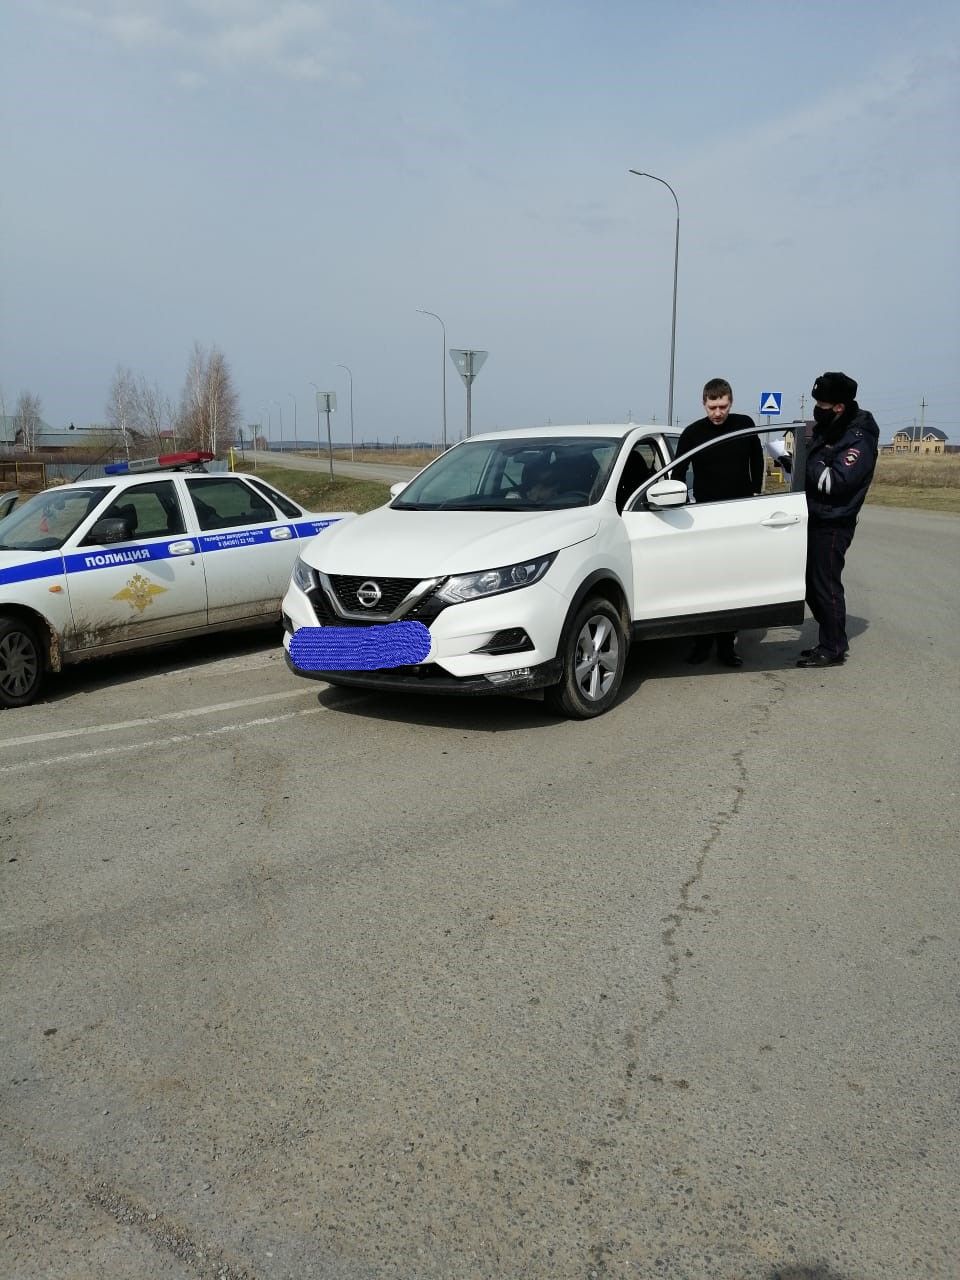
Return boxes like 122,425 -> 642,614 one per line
85,517 -> 133,545
389,481 -> 408,499
645,479 -> 689,509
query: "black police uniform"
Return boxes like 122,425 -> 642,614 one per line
803,403 -> 879,660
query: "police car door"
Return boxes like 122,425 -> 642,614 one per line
63,479 -> 206,651
183,474 -> 298,624
622,444 -> 807,631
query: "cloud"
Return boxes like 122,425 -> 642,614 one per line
56,0 -> 379,84
682,45 -> 959,191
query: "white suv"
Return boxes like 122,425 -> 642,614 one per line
281,425 -> 807,718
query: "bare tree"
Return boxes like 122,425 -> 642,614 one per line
15,391 -> 43,453
204,347 -> 239,454
106,365 -> 137,459
176,342 -> 240,454
132,375 -> 173,451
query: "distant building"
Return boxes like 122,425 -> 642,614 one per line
889,427 -> 948,456
0,415 -> 110,453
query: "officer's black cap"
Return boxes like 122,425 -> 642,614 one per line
812,371 -> 858,404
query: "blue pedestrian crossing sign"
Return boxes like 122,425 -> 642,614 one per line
759,391 -> 782,416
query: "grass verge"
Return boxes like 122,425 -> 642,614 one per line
866,485 -> 960,514
251,463 -> 390,513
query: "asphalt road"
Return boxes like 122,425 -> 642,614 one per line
245,449 -> 423,486
2,505 -> 958,1280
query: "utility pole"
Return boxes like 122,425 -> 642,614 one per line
916,397 -> 926,453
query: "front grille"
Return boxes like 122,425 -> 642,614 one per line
305,582 -> 451,628
327,574 -> 421,614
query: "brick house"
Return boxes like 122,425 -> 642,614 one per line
890,427 -> 948,455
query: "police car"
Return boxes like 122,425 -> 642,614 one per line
281,424 -> 808,718
0,451 -> 352,708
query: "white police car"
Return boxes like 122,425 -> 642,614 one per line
0,451 -> 351,708
281,424 -> 808,718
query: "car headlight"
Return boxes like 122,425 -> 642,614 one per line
292,556 -> 316,592
437,553 -> 556,603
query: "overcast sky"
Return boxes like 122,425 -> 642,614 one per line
2,0 -> 958,446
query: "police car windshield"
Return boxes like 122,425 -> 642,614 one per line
391,436 -> 620,511
0,488 -> 105,551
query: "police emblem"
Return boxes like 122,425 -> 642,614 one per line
843,449 -> 860,466
113,573 -> 167,612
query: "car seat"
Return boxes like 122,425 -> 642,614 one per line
520,457 -> 554,495
616,452 -> 652,512
555,454 -> 599,497
114,502 -> 139,538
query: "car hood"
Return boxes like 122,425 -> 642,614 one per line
299,505 -> 601,576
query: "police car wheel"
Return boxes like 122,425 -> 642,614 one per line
0,618 -> 44,709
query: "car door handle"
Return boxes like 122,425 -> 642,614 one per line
169,540 -> 197,554
270,527 -> 293,540
761,513 -> 801,527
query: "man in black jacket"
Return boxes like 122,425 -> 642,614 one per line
797,371 -> 879,668
673,377 -> 764,667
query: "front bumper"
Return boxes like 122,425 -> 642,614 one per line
281,567 -> 570,695
282,647 -> 562,696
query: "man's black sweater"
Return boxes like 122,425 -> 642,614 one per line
672,413 -> 764,503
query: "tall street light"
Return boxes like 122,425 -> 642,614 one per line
288,392 -> 297,449
308,381 -> 322,459
417,308 -> 447,451
337,364 -> 355,461
272,400 -> 284,453
629,169 -> 679,428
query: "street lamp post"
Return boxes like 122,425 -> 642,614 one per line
417,309 -> 448,451
288,392 -> 297,450
272,400 -> 284,453
337,364 -> 355,461
629,169 -> 680,428
308,382 -> 322,459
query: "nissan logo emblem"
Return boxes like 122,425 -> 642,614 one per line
356,580 -> 382,608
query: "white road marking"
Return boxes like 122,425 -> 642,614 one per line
162,650 -> 284,677
0,690 -> 314,750
0,707 -> 322,773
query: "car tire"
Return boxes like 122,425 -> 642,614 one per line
0,617 -> 45,709
545,595 -> 627,719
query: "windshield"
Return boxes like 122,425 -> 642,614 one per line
392,436 -> 621,511
0,487 -> 106,551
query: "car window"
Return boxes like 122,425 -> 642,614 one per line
616,442 -> 662,512
248,478 -> 303,518
96,480 -> 186,540
406,444 -> 495,506
393,436 -> 621,511
0,486 -> 104,551
185,477 -> 277,530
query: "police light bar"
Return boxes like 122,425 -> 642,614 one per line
105,450 -> 215,475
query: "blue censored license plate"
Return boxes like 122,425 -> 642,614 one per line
289,622 -> 431,672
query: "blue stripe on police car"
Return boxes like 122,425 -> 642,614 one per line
2,519 -> 343,587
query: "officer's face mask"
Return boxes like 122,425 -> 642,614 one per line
813,404 -> 839,428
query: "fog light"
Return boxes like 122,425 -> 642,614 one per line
485,667 -> 533,685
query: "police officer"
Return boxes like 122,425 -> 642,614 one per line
798,372 -> 879,668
